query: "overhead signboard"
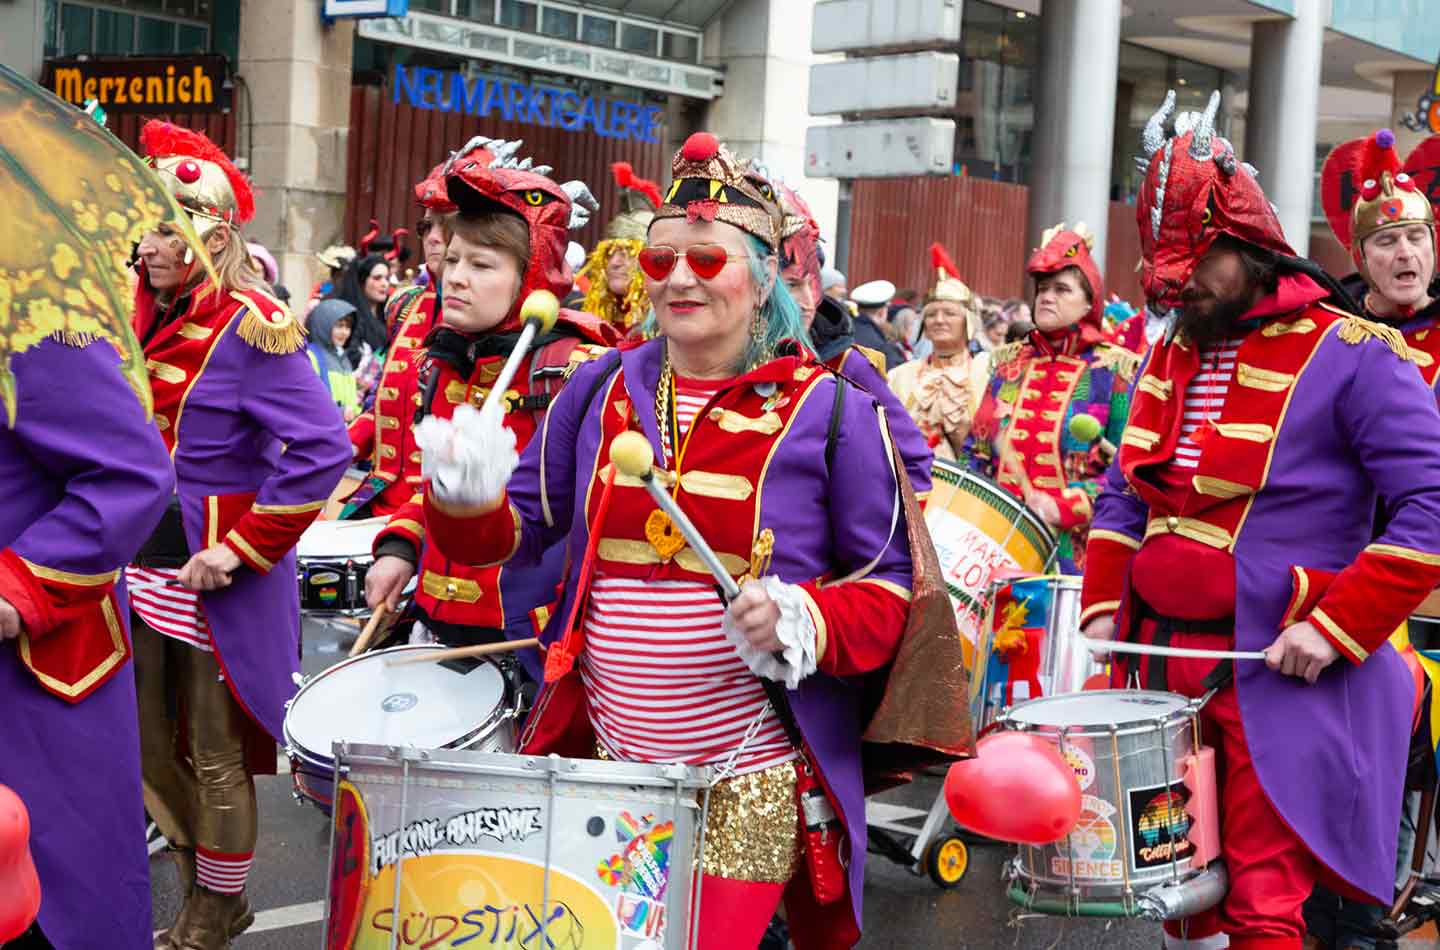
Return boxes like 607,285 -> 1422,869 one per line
812,0 -> 962,55
806,119 -> 957,178
324,0 -> 407,20
41,56 -> 229,112
809,52 -> 958,116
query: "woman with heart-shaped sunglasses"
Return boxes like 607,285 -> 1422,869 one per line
416,132 -> 971,950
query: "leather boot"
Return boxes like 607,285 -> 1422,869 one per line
154,849 -> 197,950
169,886 -> 255,950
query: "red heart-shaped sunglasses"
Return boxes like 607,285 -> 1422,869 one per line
637,244 -> 748,281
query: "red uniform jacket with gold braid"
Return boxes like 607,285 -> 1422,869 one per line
1078,281 -> 1440,904
345,286 -> 441,517
372,316 -> 612,637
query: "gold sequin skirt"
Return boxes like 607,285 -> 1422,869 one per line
596,746 -> 801,883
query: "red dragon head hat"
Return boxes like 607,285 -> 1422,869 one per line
1135,91 -> 1295,309
443,135 -> 599,332
1027,221 -> 1105,340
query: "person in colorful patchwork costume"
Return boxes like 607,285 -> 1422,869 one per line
125,121 -> 352,950
0,232 -> 174,950
1308,129 -> 1440,950
577,161 -> 660,334
1080,91 -> 1440,950
769,176 -> 932,495
414,131 -> 972,949
343,158 -> 456,519
362,138 -> 616,658
963,221 -> 1139,571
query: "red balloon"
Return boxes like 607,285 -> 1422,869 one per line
0,784 -> 41,941
944,731 -> 1082,845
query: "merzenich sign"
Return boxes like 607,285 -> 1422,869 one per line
394,65 -> 662,144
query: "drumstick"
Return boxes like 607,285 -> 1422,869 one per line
609,431 -> 741,602
479,290 -> 559,418
348,602 -> 391,657
382,637 -> 540,666
1082,639 -> 1266,661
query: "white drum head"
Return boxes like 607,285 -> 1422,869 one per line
296,517 -> 387,560
287,647 -> 507,755
1007,689 -> 1188,728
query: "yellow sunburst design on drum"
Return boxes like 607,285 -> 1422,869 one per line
354,853 -> 621,949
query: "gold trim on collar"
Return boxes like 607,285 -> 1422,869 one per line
1192,476 -> 1254,499
714,409 -> 783,435
1087,529 -> 1140,551
1214,423 -> 1274,443
1138,376 -> 1173,400
1261,318 -> 1316,337
1121,426 -> 1161,450
1235,364 -> 1294,392
679,470 -> 755,501
1145,516 -> 1233,550
1365,543 -> 1440,567
18,559 -> 119,587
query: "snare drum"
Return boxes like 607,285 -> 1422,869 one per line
926,461 -> 1057,660
295,517 -> 387,614
970,575 -> 1107,728
283,645 -> 515,811
1000,690 -> 1211,917
326,744 -> 709,950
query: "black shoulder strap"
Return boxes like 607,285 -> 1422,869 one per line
825,374 -> 848,472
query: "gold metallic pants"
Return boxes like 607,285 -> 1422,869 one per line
132,617 -> 258,855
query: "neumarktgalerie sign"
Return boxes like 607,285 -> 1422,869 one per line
394,64 -> 661,144
42,56 -> 229,112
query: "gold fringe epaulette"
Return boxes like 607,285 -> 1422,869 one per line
1093,342 -> 1143,383
1337,315 -> 1414,362
49,330 -> 100,347
232,290 -> 307,355
854,344 -> 887,376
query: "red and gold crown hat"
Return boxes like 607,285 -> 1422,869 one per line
926,242 -> 980,338
653,132 -> 784,251
1028,222 -> 1105,333
140,120 -> 253,237
1352,129 -> 1434,248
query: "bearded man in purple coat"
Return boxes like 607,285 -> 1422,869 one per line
1080,90 -> 1440,949
0,329 -> 173,945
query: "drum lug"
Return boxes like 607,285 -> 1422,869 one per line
291,672 -> 307,688
385,746 -> 432,763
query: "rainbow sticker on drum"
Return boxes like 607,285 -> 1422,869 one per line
1051,795 -> 1122,881
1127,782 -> 1194,872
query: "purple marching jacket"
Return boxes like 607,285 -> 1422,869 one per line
0,338 -> 173,949
1087,314 -> 1440,903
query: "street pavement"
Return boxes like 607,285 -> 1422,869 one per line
148,616 -> 1434,949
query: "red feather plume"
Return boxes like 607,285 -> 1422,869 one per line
930,242 -> 960,280
358,218 -> 380,256
139,120 -> 254,224
1358,129 -> 1402,187
610,161 -> 662,210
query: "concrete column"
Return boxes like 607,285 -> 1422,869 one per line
1243,1 -> 1326,257
0,0 -> 45,81
1027,0 -> 1123,273
237,2 -> 354,298
1392,68 -> 1438,156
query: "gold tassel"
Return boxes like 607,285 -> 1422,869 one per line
236,307 -> 307,355
1338,316 -> 1413,362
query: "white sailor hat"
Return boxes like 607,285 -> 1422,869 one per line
850,279 -> 896,308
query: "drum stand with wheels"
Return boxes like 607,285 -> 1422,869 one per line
864,793 -> 971,889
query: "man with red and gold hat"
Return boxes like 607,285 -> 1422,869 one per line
963,222 -> 1139,572
125,121 -> 351,948
577,161 -> 661,334
343,158 -> 456,519
1081,91 -> 1440,950
362,137 -> 616,659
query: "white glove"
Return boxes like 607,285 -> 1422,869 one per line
415,403 -> 518,508
721,576 -> 818,690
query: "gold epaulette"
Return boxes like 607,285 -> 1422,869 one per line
853,344 -> 886,376
1093,341 -> 1143,384
232,290 -> 307,355
563,343 -> 611,377
1332,308 -> 1414,363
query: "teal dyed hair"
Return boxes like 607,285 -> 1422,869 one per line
640,233 -> 814,367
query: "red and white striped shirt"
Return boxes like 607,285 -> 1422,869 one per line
581,374 -> 797,776
125,565 -> 212,651
1174,337 -> 1244,470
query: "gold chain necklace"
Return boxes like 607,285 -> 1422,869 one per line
656,350 -> 675,461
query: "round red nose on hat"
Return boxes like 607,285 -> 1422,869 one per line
175,160 -> 202,184
682,132 -> 720,162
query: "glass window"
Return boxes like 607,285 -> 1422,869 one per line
455,0 -> 494,22
177,22 -> 207,51
498,0 -> 535,30
60,3 -> 93,55
94,9 -> 134,54
411,0 -> 449,13
540,7 -> 576,39
136,16 -> 175,53
620,22 -> 657,55
580,14 -> 614,46
661,31 -> 698,63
